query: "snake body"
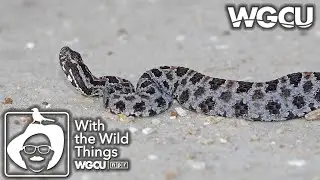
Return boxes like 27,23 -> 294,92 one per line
59,46 -> 320,121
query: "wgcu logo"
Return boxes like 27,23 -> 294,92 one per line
226,4 -> 315,29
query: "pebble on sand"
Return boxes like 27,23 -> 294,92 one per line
287,159 -> 306,167
117,28 -> 129,42
175,35 -> 185,41
3,97 -> 13,104
148,154 -> 158,160
188,160 -> 206,170
128,127 -> 138,134
250,135 -> 260,142
107,51 -> 114,56
170,111 -> 178,119
142,127 -> 155,135
42,102 -> 51,108
175,107 -> 187,117
219,138 -> 228,144
25,42 -> 35,49
305,109 -> 320,120
199,139 -> 215,145
164,169 -> 178,180
117,114 -> 134,123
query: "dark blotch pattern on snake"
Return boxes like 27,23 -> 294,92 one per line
59,46 -> 320,121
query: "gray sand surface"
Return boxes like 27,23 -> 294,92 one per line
1,0 -> 320,179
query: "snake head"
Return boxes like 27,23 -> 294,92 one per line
59,46 -> 95,96
59,46 -> 83,66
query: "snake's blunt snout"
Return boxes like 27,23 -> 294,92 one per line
59,46 -> 71,61
59,46 -> 83,63
60,46 -> 71,55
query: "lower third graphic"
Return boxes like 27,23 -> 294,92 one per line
4,107 -> 70,178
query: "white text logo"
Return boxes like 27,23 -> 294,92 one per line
226,4 -> 315,29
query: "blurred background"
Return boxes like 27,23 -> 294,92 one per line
0,0 -> 320,179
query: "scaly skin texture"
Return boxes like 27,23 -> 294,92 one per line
59,46 -> 320,121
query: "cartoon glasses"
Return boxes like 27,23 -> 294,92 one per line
22,145 -> 52,154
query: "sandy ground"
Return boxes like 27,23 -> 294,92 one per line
1,0 -> 320,179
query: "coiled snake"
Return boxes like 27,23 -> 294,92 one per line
59,46 -> 320,121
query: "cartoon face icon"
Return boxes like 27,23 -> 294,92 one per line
19,134 -> 55,173
7,122 -> 65,175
